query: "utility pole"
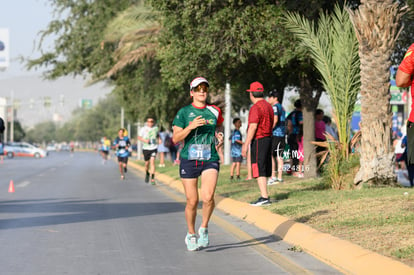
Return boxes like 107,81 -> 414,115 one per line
224,83 -> 231,165
10,90 -> 14,142
121,107 -> 124,129
135,122 -> 142,160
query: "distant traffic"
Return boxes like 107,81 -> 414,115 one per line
4,142 -> 48,159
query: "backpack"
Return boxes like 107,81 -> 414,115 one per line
0,117 -> 4,134
286,110 -> 301,130
164,135 -> 173,148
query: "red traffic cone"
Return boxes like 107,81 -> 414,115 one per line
8,180 -> 15,193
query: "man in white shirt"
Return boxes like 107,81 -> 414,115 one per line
138,117 -> 160,184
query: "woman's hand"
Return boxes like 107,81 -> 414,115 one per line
188,116 -> 206,130
215,132 -> 224,145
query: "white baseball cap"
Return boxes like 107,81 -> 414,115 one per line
190,77 -> 209,90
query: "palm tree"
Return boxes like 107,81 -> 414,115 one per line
101,3 -> 161,78
348,0 -> 407,186
285,4 -> 360,162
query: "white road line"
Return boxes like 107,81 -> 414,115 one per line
16,181 -> 30,188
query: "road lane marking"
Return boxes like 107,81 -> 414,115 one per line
16,181 -> 30,188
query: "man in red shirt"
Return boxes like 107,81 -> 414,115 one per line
242,81 -> 274,205
396,43 -> 414,187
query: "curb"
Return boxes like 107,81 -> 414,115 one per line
129,161 -> 414,274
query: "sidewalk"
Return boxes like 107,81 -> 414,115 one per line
129,161 -> 414,275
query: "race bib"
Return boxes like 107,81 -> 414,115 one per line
188,144 -> 211,160
119,149 -> 126,154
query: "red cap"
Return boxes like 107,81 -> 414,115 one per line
246,81 -> 264,92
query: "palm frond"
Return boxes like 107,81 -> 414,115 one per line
106,43 -> 158,78
284,4 -> 360,159
100,4 -> 162,78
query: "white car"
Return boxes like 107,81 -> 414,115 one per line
46,143 -> 57,151
4,142 -> 48,159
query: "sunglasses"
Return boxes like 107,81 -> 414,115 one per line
147,120 -> 154,123
194,84 -> 209,93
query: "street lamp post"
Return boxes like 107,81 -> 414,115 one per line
224,83 -> 231,165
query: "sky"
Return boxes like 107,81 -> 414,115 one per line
0,0 -> 54,78
0,0 -> 112,129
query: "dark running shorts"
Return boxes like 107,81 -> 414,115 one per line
179,159 -> 220,178
118,156 -> 128,164
232,156 -> 242,163
271,136 -> 286,158
143,149 -> 158,161
250,136 -> 272,178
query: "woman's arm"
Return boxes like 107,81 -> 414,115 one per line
172,115 -> 206,144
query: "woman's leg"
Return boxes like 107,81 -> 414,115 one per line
200,169 -> 219,228
182,178 -> 199,234
159,152 -> 165,165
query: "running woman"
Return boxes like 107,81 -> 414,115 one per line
114,128 -> 131,180
172,76 -> 224,251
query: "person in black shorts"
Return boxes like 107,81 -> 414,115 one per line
242,81 -> 274,206
172,77 -> 224,251
114,128 -> 131,180
138,117 -> 159,185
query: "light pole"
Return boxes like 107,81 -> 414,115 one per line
9,90 -> 14,142
224,83 -> 232,165
121,107 -> 124,129
135,121 -> 142,160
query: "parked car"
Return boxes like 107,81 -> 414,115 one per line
46,143 -> 57,152
60,144 -> 71,152
4,142 -> 48,159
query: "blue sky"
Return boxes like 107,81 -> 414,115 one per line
0,0 -> 54,79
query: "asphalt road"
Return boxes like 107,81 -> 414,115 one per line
0,152 -> 342,275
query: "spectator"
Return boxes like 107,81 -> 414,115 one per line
314,109 -> 326,170
157,127 -> 170,167
314,109 -> 326,142
266,89 -> 286,184
396,43 -> 414,182
323,115 -> 338,140
397,135 -> 414,187
242,81 -> 274,206
394,132 -> 405,171
296,125 -> 304,178
286,99 -> 303,174
229,117 -> 243,181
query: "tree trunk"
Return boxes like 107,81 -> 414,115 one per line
300,77 -> 321,178
349,0 -> 407,186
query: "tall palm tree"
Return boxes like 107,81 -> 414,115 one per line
348,0 -> 407,186
285,4 -> 360,161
